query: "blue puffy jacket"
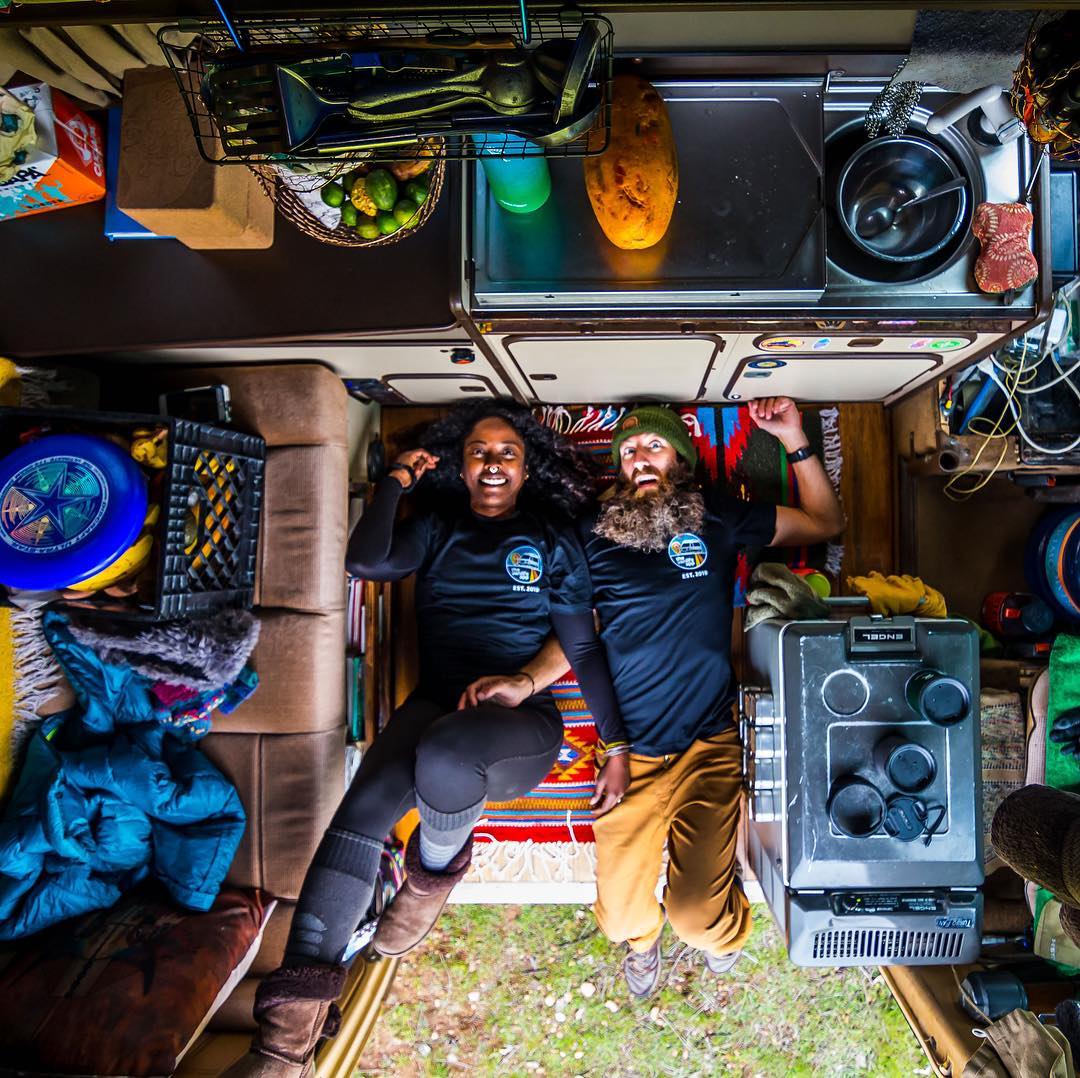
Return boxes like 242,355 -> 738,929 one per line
0,612 -> 245,939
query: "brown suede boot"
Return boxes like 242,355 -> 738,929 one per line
373,830 -> 472,958
220,963 -> 347,1078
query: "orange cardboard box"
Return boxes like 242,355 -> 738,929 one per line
0,82 -> 105,221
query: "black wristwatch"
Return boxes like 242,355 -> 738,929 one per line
786,445 -> 814,464
388,462 -> 417,490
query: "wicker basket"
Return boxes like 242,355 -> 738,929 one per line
251,148 -> 445,248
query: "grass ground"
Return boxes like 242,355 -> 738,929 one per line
358,904 -> 927,1077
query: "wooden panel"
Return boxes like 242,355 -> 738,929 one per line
838,403 -> 896,584
904,474 -> 1044,622
379,407 -> 445,709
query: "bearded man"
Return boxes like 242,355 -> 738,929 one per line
564,399 -> 845,997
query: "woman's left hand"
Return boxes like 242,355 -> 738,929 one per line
458,673 -> 533,710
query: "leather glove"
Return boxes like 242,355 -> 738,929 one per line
1050,705 -> 1080,757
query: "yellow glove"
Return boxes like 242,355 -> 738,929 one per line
0,358 -> 20,406
846,572 -> 948,618
131,427 -> 168,469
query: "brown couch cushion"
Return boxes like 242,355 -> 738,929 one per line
216,610 -> 344,735
209,977 -> 259,1032
251,900 -> 295,975
159,364 -> 348,449
256,445 -> 347,613
202,729 -> 345,901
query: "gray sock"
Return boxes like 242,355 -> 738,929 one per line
286,828 -> 384,964
416,795 -> 484,871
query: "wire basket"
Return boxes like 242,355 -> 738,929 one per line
250,142 -> 446,247
1012,11 -> 1080,163
157,6 -> 613,167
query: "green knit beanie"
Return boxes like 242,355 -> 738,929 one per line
610,406 -> 698,468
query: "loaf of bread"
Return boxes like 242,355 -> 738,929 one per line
584,74 -> 678,250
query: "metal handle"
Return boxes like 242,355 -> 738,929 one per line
926,85 -> 1023,144
822,596 -> 872,609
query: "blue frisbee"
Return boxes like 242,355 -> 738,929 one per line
0,433 -> 149,590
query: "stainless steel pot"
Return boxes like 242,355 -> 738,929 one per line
836,136 -> 968,263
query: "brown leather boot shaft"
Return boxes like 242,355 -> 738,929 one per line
220,964 -> 346,1078
373,830 -> 472,958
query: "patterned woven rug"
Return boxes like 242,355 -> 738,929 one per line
474,404 -> 844,860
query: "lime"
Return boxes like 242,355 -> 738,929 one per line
320,182 -> 345,207
404,178 -> 430,205
340,169 -> 360,194
393,199 -> 420,227
340,202 -> 359,228
356,220 -> 381,240
376,211 -> 400,235
365,169 -> 398,212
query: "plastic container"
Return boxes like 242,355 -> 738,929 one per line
874,735 -> 937,793
0,408 -> 264,620
476,133 -> 552,214
981,590 -> 1055,638
827,775 -> 885,838
1026,508 -> 1080,621
905,669 -> 970,726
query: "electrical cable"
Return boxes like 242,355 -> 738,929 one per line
985,363 -> 1080,455
944,352 -> 1023,501
943,279 -> 1080,497
1016,352 -> 1080,395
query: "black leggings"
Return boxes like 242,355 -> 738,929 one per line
286,693 -> 563,964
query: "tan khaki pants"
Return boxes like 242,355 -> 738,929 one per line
593,725 -> 751,957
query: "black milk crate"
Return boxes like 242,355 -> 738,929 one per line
0,408 -> 265,621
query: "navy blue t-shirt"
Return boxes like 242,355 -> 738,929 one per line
578,489 -> 776,756
400,508 -> 592,709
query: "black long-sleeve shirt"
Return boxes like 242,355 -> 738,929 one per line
347,482 -> 626,746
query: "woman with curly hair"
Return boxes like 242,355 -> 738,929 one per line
226,401 -> 623,1078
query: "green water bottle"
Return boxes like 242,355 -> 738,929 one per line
475,133 -> 551,214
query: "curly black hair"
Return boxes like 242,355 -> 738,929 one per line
416,399 -> 597,519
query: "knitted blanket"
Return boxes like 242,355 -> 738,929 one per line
0,608 -> 63,806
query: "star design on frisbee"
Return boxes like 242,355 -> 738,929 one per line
11,463 -> 99,541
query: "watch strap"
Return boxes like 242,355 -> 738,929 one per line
786,445 -> 814,464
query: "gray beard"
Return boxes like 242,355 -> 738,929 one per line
593,479 -> 706,553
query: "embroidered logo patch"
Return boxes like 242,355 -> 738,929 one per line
1,456 -> 109,554
505,544 -> 543,585
668,532 -> 708,571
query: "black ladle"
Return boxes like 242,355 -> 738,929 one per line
856,177 -> 968,240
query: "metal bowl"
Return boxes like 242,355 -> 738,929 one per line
836,136 -> 967,263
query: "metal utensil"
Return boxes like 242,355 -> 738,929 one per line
346,56 -> 537,122
555,19 -> 601,124
312,90 -> 602,155
203,52 -> 457,154
856,176 -> 967,239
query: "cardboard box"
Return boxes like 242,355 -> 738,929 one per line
0,82 -> 105,221
117,67 -> 273,250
